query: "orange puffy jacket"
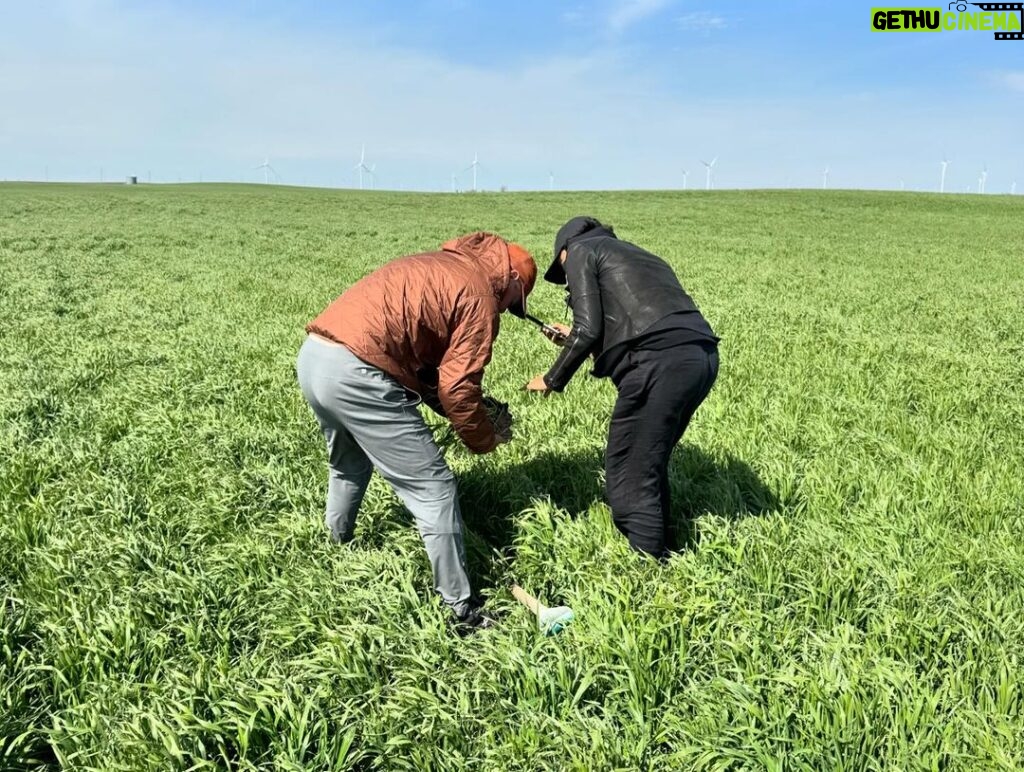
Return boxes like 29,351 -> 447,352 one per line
306,232 -> 515,454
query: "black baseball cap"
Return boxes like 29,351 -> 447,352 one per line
545,216 -> 605,284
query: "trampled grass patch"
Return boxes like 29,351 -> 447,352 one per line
2,183 -> 1023,769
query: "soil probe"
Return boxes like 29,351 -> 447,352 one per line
524,314 -> 567,343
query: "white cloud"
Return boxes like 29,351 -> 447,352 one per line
606,0 -> 673,35
991,70 -> 1024,93
676,11 -> 728,33
562,7 -> 585,24
0,4 -> 1020,191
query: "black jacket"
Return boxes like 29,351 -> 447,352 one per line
543,229 -> 714,391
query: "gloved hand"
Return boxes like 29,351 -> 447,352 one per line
483,395 -> 513,444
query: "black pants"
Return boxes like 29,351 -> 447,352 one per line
605,341 -> 719,558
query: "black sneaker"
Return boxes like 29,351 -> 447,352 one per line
452,604 -> 499,637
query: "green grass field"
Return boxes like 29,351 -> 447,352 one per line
2,183 -> 1023,770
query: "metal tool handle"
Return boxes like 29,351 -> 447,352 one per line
525,314 -> 567,344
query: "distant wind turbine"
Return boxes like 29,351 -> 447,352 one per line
940,158 -> 948,193
255,158 -> 278,184
465,152 -> 480,192
700,157 -> 718,190
354,145 -> 374,190
451,173 -> 458,193
979,167 -> 987,194
548,171 -> 554,191
822,167 -> 830,190
681,170 -> 688,190
1012,181 -> 1017,195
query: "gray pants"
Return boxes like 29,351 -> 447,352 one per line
296,335 -> 473,616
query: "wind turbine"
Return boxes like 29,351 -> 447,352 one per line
1012,181 -> 1017,195
700,157 -> 717,190
682,170 -> 688,190
354,145 -> 375,190
899,179 -> 905,192
255,158 -> 278,184
465,152 -> 480,192
978,166 -> 987,194
451,173 -> 458,193
548,171 -> 554,191
940,158 -> 948,193
822,167 -> 830,190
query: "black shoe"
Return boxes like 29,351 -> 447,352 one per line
452,604 -> 499,637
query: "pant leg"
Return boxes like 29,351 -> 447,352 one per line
668,344 -> 719,449
323,423 -> 373,542
605,344 -> 718,558
659,343 -> 719,548
605,356 -> 671,556
299,338 -> 474,615
297,338 -> 373,542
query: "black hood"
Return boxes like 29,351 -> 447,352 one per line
545,216 -> 614,284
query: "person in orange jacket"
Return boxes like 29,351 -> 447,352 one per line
297,232 -> 537,634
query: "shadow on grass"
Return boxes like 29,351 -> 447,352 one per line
456,449 -> 605,551
456,444 -> 783,581
666,447 -> 782,550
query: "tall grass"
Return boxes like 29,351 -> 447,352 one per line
2,183 -> 1022,769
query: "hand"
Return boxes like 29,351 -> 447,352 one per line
483,395 -> 513,445
495,424 -> 513,445
525,374 -> 552,396
543,323 -> 571,346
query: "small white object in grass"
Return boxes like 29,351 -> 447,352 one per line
511,584 -> 575,636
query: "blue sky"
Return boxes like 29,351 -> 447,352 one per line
2,1 -> 1021,191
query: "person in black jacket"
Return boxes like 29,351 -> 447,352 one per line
526,216 -> 720,559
